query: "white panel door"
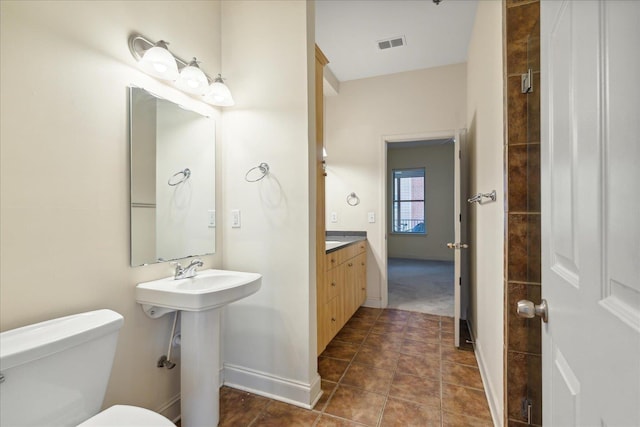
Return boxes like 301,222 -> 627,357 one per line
541,1 -> 640,425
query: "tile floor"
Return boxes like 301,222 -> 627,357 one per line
215,307 -> 493,427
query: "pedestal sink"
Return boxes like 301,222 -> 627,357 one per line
136,269 -> 261,427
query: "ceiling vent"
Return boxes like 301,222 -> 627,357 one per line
377,36 -> 406,50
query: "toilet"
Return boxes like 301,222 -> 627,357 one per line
0,309 -> 175,427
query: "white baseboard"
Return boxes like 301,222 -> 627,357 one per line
155,393 -> 181,424
364,297 -> 383,308
467,320 -> 502,427
223,363 -> 322,409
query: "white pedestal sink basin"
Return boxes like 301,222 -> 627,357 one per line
136,269 -> 261,427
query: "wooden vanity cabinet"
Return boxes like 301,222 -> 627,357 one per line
318,241 -> 367,355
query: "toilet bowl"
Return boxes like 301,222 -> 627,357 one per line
0,310 -> 175,427
78,405 -> 174,426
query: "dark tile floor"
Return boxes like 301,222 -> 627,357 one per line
216,307 -> 493,427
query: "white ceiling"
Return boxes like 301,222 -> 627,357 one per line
315,0 -> 479,82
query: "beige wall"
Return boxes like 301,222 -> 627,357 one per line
0,1 -> 223,419
387,143 -> 454,261
219,0 -> 320,407
324,63 -> 466,306
466,0 -> 505,424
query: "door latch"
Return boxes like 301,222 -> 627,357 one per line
447,242 -> 469,249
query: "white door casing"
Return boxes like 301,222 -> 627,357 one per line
541,1 -> 640,425
453,129 -> 470,348
381,129 -> 468,347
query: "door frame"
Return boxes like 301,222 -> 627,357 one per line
379,129 -> 463,316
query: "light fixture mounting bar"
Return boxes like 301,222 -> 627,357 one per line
128,33 -> 214,84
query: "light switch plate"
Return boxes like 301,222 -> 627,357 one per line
368,212 -> 375,223
330,212 -> 338,223
231,209 -> 241,228
208,210 -> 216,228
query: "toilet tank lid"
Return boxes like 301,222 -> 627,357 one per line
0,309 -> 124,370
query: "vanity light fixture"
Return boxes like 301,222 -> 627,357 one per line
137,40 -> 179,80
128,33 -> 234,106
204,74 -> 235,106
175,58 -> 209,95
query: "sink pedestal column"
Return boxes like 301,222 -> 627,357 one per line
180,309 -> 221,427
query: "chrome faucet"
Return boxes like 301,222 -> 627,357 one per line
174,259 -> 203,279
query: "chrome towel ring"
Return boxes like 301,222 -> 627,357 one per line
168,168 -> 191,186
245,162 -> 270,182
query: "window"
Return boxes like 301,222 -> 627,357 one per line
392,168 -> 426,234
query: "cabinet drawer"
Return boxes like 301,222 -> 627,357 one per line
322,267 -> 342,303
340,240 -> 367,263
325,251 -> 339,270
354,240 -> 366,255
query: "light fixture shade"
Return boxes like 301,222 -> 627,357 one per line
138,41 -> 179,81
176,58 -> 209,95
204,75 -> 235,106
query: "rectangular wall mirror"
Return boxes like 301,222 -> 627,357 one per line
129,86 -> 215,266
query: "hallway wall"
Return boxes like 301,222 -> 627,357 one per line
466,0 -> 505,424
220,0 -> 320,407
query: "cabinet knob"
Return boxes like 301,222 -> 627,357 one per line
348,262 -> 353,267
331,282 -> 336,287
361,262 -> 365,266
331,318 -> 336,322
330,259 -> 336,263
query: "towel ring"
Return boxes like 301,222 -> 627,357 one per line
168,168 -> 191,186
346,192 -> 360,206
245,162 -> 270,182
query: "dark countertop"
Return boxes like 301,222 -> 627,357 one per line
325,231 -> 366,253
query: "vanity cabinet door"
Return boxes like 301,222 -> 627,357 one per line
343,260 -> 357,318
355,253 -> 367,306
324,267 -> 342,303
318,241 -> 367,355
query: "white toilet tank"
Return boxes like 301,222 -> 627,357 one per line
0,310 -> 125,427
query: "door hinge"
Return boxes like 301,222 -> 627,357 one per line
459,150 -> 461,159
459,277 -> 462,286
459,213 -> 462,222
521,68 -> 533,94
521,397 -> 533,425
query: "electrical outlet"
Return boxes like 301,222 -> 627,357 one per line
330,212 -> 338,223
231,209 -> 241,228
368,212 -> 375,223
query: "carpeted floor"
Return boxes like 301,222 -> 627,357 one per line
387,258 -> 454,317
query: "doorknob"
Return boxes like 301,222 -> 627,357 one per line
447,242 -> 469,249
516,299 -> 548,323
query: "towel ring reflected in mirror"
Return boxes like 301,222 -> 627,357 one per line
245,162 -> 270,182
168,168 -> 191,186
346,192 -> 360,206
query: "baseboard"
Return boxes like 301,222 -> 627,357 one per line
223,363 -> 322,409
364,297 -> 383,308
156,393 -> 181,424
467,320 -> 502,427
